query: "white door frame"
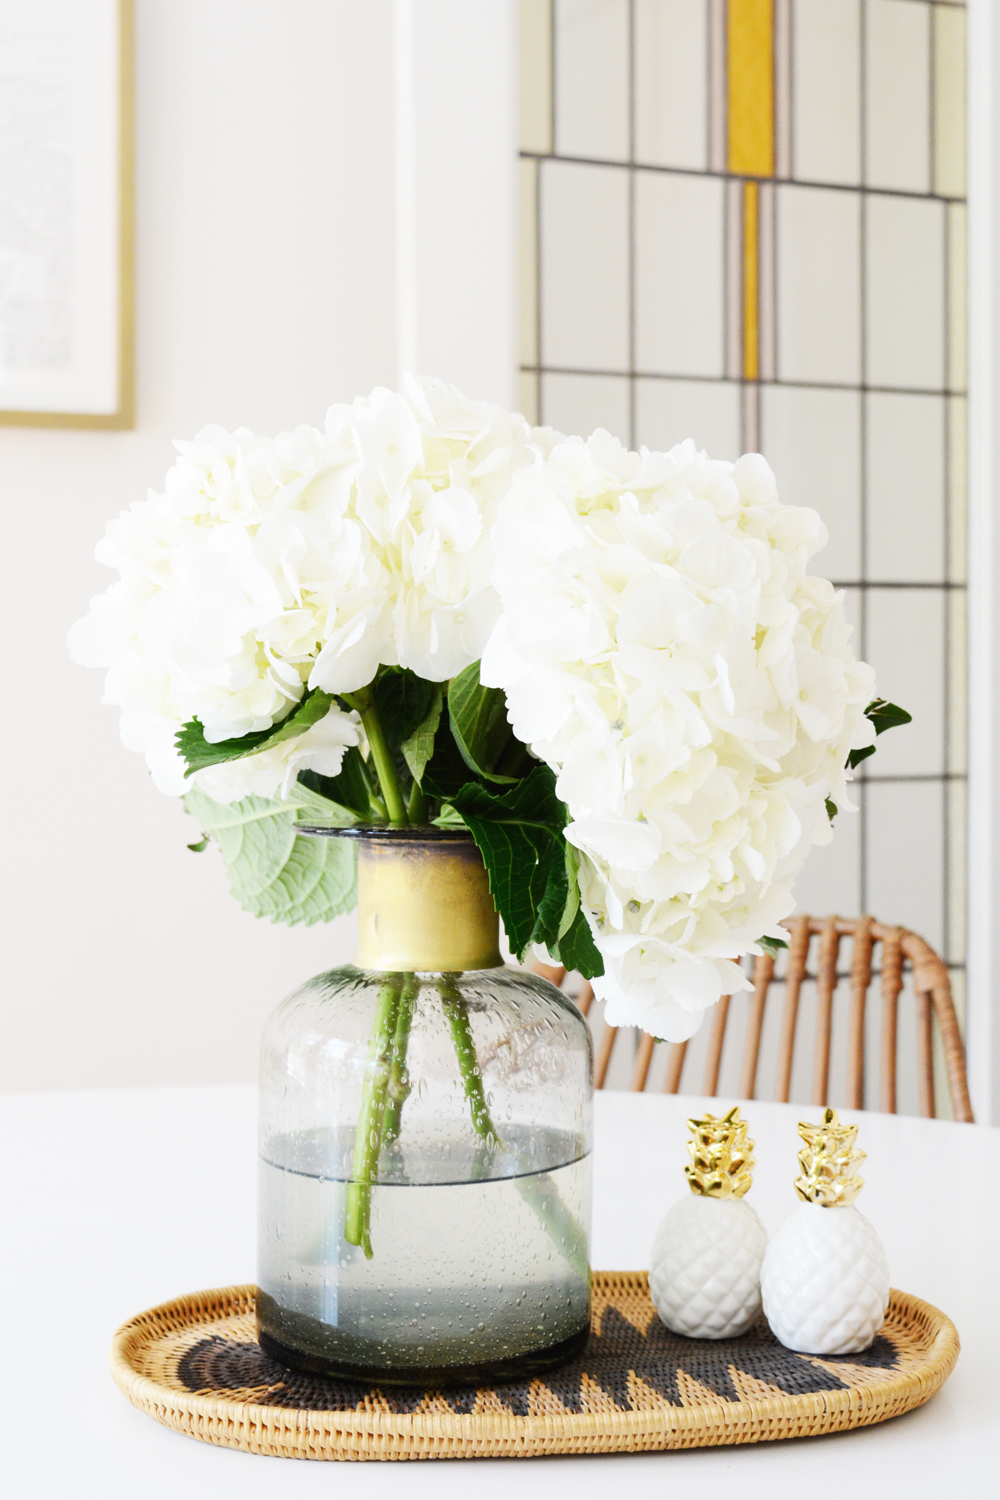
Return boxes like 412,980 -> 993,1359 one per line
966,0 -> 999,1123
393,0 -> 518,408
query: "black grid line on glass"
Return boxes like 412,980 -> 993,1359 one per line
520,365 -> 967,399
520,149 -> 967,205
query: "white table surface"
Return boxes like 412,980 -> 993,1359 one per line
1,1086 -> 996,1498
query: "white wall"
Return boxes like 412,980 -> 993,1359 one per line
0,0 -> 400,1093
0,0 -> 519,1094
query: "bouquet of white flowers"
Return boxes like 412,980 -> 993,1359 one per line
69,378 -> 907,1042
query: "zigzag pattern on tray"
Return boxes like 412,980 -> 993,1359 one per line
172,1302 -> 900,1419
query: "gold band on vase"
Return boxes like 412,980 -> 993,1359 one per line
354,835 -> 503,973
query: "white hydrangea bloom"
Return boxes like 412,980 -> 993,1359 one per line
68,422 -> 366,797
482,431 -> 876,1042
309,377 -> 544,693
68,378 -> 543,800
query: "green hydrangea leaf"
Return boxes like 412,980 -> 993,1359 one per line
372,668 -> 438,751
846,699 -> 912,770
421,710 -> 481,802
551,904 -> 605,978
758,934 -> 789,956
448,662 -> 520,782
557,841 -> 582,940
544,841 -> 604,976
401,685 -> 443,784
431,801 -> 467,830
450,766 -> 571,962
184,786 -> 357,925
176,689 -> 334,777
296,744 -> 373,823
866,698 -> 912,735
825,796 -> 838,822
846,743 -> 876,770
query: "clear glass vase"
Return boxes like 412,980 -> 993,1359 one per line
257,829 -> 593,1386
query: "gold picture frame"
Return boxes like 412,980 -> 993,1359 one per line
0,0 -> 133,429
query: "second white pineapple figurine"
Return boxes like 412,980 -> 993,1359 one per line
650,1107 -> 767,1339
760,1108 -> 889,1355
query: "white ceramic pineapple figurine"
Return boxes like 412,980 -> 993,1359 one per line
649,1106 -> 767,1339
760,1108 -> 890,1355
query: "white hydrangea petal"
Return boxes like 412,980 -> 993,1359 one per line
147,739 -> 191,798
309,597 -> 391,694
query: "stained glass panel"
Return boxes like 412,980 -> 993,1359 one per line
517,0 -> 968,1107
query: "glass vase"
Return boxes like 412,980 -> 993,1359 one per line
257,829 -> 593,1386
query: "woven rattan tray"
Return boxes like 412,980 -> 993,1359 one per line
110,1273 -> 958,1460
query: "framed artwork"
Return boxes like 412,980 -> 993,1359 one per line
0,0 -> 133,428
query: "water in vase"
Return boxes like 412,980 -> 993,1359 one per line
257,1123 -> 592,1381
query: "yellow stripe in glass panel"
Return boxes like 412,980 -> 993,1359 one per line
742,180 -> 759,381
727,0 -> 774,178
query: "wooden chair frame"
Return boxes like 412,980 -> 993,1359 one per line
535,915 -> 974,1122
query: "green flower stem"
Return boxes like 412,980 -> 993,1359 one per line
382,973 -> 418,1144
407,779 -> 428,825
343,689 -> 408,826
368,792 -> 390,822
437,978 -> 587,1279
438,975 -> 500,1143
344,972 -> 403,1257
515,1171 -> 591,1287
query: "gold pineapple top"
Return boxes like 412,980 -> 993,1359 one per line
685,1106 -> 755,1199
795,1107 -> 866,1207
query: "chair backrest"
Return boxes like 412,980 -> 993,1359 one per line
533,915 -> 974,1122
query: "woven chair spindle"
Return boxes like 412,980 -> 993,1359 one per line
594,1022 -> 618,1090
702,994 -> 730,1095
846,916 -> 875,1109
880,928 -> 905,1115
631,1032 -> 657,1092
811,917 -> 841,1106
663,1040 -> 688,1094
738,953 -> 773,1100
915,991 -> 935,1120
921,970 -> 974,1123
904,931 -> 956,1122
775,915 -> 811,1102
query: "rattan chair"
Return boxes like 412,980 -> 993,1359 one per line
533,915 -> 974,1122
